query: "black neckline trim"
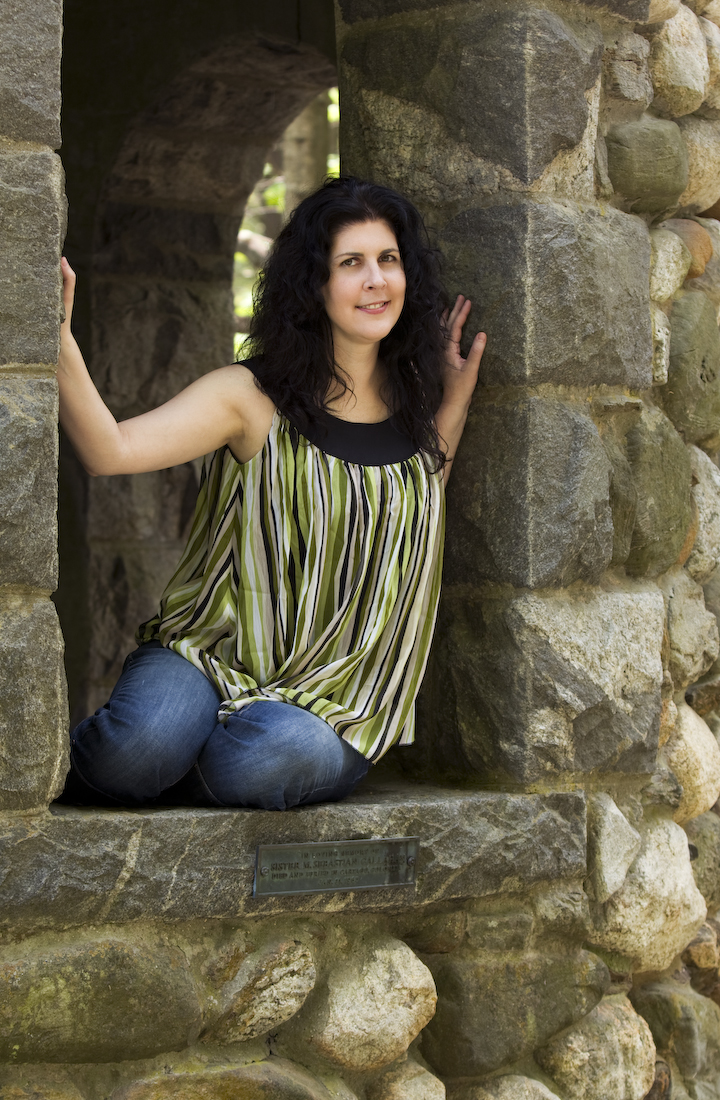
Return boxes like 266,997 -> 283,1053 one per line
240,357 -> 418,466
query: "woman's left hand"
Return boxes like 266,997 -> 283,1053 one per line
441,294 -> 486,411
436,295 -> 486,485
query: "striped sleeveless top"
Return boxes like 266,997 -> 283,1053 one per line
137,412 -> 445,761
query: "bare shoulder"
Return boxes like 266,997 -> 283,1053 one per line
217,363 -> 276,463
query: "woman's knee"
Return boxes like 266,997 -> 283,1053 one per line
71,644 -> 222,801
195,702 -> 370,809
70,708 -> 190,800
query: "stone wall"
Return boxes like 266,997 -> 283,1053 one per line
0,0 -> 68,811
5,0 -> 720,1096
335,0 -> 720,1094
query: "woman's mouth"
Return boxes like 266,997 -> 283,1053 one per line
357,302 -> 389,313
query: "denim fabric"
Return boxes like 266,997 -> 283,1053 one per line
67,642 -> 370,810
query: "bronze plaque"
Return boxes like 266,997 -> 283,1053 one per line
253,836 -> 419,897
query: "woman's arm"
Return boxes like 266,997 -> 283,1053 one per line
57,259 -> 257,476
436,295 -> 486,486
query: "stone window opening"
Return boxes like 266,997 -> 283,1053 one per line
56,38 -> 337,734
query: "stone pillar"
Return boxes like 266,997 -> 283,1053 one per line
0,0 -> 68,809
337,0 -> 720,1093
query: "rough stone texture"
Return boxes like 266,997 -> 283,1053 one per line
448,1079 -> 560,1100
686,445 -> 720,582
630,981 -> 720,1090
535,996 -> 656,1100
0,375 -> 58,588
603,33 -> 654,123
649,6 -> 710,119
686,810 -> 720,909
650,228 -> 693,302
438,201 -> 652,389
202,939 -> 316,1043
281,936 -> 436,1071
682,921 -> 720,969
587,818 -> 706,970
426,587 -> 664,784
0,788 -> 586,932
0,593 -> 68,810
336,88 -> 500,216
660,671 -> 679,746
0,0 -> 61,147
701,13 -> 720,85
677,116 -> 720,212
658,569 -> 719,689
662,291 -> 720,449
366,1057 -> 445,1100
445,399 -> 613,589
686,216 -> 720,313
0,149 -> 65,365
341,9 -> 602,186
661,217 -> 713,278
0,1073 -> 84,1100
422,948 -> 609,1078
624,407 -> 692,576
651,303 -> 671,385
0,934 -> 202,1062
101,42 -> 336,215
666,702 -> 720,823
605,117 -> 688,217
111,1058 -> 333,1100
587,794 -> 643,903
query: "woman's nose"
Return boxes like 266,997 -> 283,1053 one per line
364,263 -> 387,288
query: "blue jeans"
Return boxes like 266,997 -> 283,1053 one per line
67,643 -> 370,810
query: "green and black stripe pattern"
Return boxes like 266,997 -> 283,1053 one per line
138,413 -> 445,761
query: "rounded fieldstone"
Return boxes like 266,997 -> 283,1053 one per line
111,1058 -> 332,1100
535,996 -> 656,1100
0,936 -> 202,1063
630,982 -> 720,1083
677,116 -> 720,212
422,949 -> 609,1078
649,6 -> 710,118
606,117 -> 688,216
587,818 -> 706,970
202,939 -> 316,1043
686,810 -> 720,908
650,227 -> 693,301
449,1078 -> 561,1100
661,218 -> 713,276
685,216 -> 720,314
625,405 -> 693,576
280,936 -> 436,1073
666,701 -> 720,822
366,1058 -> 445,1100
662,290 -> 720,448
659,568 -> 719,689
686,444 -> 720,582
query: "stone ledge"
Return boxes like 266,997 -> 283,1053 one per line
0,783 -> 585,932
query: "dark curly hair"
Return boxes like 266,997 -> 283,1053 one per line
241,176 -> 449,470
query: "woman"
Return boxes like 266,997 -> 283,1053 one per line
59,176 -> 486,809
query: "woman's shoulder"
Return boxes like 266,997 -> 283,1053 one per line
220,359 -> 276,464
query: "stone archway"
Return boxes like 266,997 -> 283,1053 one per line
62,36 -> 335,721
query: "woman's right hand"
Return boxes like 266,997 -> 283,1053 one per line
56,259 -> 266,476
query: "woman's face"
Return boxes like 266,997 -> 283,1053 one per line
321,219 -> 406,351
